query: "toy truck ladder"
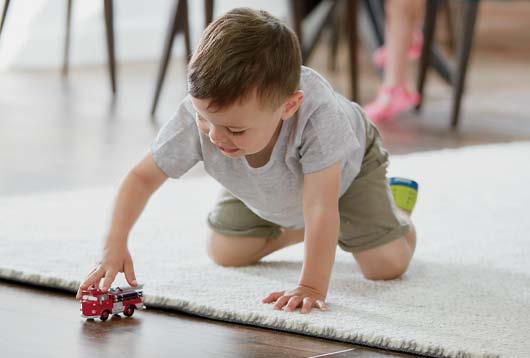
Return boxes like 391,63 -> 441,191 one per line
109,285 -> 144,302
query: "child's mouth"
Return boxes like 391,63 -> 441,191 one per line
219,146 -> 239,154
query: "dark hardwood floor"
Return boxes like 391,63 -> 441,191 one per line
0,279 -> 412,358
1,3 -> 529,357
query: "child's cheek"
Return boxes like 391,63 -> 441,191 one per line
232,136 -> 246,148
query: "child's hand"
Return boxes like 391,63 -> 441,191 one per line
76,245 -> 137,299
262,285 -> 328,314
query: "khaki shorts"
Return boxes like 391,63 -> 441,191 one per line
207,120 -> 410,253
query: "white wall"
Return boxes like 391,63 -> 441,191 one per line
0,0 -> 288,70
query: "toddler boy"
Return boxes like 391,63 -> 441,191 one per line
77,8 -> 418,315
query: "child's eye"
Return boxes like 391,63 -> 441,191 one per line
228,129 -> 245,136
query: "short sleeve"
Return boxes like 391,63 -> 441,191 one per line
151,97 -> 202,178
298,102 -> 360,174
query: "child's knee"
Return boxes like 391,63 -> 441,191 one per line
361,258 -> 409,281
206,232 -> 240,267
353,238 -> 412,280
206,232 -> 265,267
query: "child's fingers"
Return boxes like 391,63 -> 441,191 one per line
273,295 -> 290,310
76,268 -> 104,299
284,296 -> 303,312
76,288 -> 83,300
300,297 -> 314,314
101,270 -> 117,291
80,267 -> 105,290
124,260 -> 137,286
262,291 -> 284,303
315,299 -> 328,311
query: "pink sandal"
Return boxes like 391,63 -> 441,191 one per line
364,84 -> 420,123
373,30 -> 423,69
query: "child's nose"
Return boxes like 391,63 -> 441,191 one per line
209,125 -> 225,144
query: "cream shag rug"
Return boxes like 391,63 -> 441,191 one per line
1,142 -> 529,358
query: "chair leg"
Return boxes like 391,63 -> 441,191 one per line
0,0 -> 11,40
363,0 -> 385,47
415,0 -> 440,111
181,0 -> 191,60
150,0 -> 187,116
289,0 -> 305,60
441,0 -> 456,54
104,0 -> 117,94
450,0 -> 479,129
204,0 -> 214,28
328,7 -> 340,72
62,0 -> 73,76
346,0 -> 359,102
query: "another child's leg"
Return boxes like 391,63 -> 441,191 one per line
207,228 -> 304,267
385,0 -> 421,87
365,0 -> 423,122
412,0 -> 426,33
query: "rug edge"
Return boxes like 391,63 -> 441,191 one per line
0,267 -> 500,358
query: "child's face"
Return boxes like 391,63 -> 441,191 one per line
190,91 -> 303,158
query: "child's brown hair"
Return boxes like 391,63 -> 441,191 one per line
188,8 -> 302,111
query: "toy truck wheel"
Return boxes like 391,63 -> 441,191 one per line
100,310 -> 110,321
124,305 -> 135,317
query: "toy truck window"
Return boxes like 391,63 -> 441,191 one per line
82,295 -> 97,301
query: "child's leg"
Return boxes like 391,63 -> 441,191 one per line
206,190 -> 304,267
352,209 -> 416,281
207,228 -> 304,267
338,119 -> 419,280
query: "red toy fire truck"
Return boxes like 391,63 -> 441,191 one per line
79,284 -> 146,321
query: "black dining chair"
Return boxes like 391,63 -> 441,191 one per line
416,0 -> 481,128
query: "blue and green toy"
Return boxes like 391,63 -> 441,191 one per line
389,177 -> 419,213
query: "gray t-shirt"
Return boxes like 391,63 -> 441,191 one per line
152,66 -> 367,229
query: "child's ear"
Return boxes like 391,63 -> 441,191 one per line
281,90 -> 304,120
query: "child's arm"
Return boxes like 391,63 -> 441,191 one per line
76,153 -> 168,298
299,161 -> 341,297
262,162 -> 340,313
